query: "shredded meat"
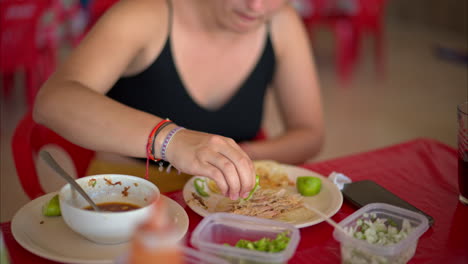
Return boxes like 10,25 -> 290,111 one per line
189,192 -> 207,210
224,189 -> 304,219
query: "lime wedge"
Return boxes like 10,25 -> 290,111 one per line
42,194 -> 61,216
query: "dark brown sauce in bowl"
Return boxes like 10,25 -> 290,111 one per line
83,202 -> 141,212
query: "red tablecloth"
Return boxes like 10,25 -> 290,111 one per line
2,138 -> 467,264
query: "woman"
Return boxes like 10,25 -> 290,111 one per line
33,0 -> 324,200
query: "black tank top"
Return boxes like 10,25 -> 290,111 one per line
107,5 -> 276,142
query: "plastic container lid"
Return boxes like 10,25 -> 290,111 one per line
191,213 -> 300,264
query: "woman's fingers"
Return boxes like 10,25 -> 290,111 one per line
237,157 -> 255,198
194,162 -> 229,196
166,130 -> 255,200
205,136 -> 255,199
200,150 -> 242,200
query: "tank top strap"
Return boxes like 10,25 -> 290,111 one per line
166,0 -> 173,36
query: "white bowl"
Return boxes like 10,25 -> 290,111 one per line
59,174 -> 160,245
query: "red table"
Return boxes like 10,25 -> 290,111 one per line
2,138 -> 467,263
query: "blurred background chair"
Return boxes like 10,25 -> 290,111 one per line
51,0 -> 88,47
293,0 -> 387,84
0,0 -> 87,107
12,112 -> 95,199
352,0 -> 387,76
0,0 -> 58,107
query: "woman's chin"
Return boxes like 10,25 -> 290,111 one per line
229,19 -> 263,34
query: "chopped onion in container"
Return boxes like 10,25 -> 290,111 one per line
341,213 -> 415,264
344,213 -> 412,246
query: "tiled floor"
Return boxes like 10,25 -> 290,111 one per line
1,20 -> 466,223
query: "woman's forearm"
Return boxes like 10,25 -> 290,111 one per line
241,127 -> 324,164
33,80 -> 160,158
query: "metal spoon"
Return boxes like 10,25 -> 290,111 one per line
40,151 -> 100,212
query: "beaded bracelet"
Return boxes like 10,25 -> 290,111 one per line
160,126 -> 185,161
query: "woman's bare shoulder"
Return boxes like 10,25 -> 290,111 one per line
49,0 -> 171,94
269,4 -> 309,57
91,0 -> 169,42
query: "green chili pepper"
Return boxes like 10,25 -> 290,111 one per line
194,178 -> 210,197
243,175 -> 260,201
227,231 -> 291,252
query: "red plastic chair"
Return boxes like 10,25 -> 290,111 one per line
0,0 -> 58,107
298,0 -> 387,83
352,0 -> 387,76
12,112 -> 95,199
51,0 -> 87,47
297,0 -> 359,83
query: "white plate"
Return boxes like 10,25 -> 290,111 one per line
183,164 -> 343,228
11,192 -> 189,264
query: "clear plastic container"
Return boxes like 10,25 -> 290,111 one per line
191,213 -> 300,264
333,203 -> 429,264
181,246 -> 230,264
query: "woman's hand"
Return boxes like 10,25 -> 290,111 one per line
162,128 -> 256,200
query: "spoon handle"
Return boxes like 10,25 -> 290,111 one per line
40,151 -> 100,212
304,204 -> 348,235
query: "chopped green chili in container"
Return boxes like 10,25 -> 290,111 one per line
225,231 -> 291,253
